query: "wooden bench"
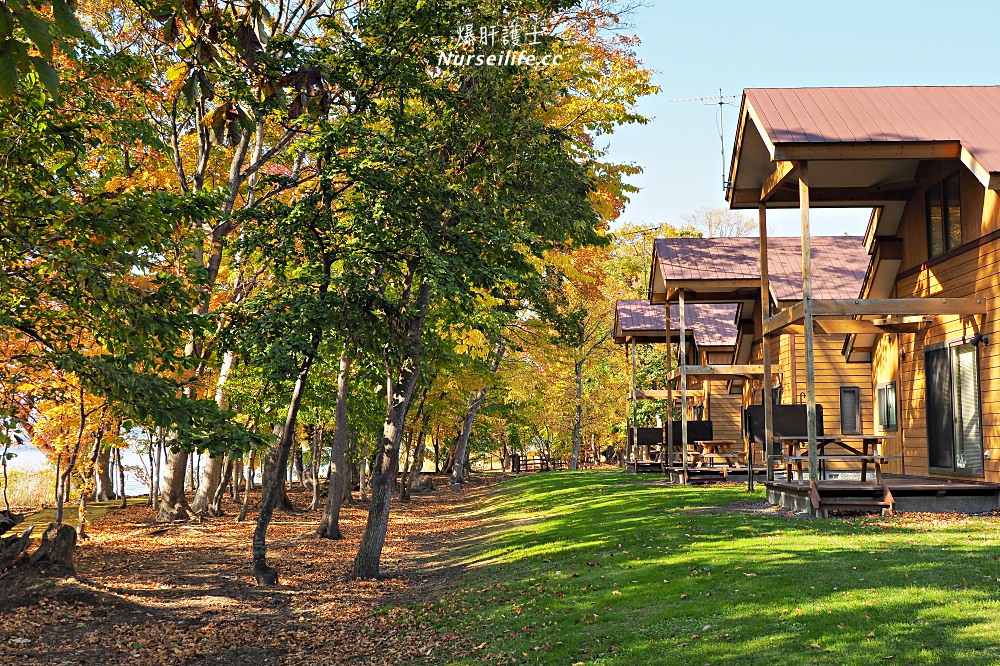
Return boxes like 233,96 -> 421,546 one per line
773,454 -> 903,483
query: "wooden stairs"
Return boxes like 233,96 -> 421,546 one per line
809,481 -> 895,518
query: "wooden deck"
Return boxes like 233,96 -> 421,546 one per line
766,475 -> 1000,515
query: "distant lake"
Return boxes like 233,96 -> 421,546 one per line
6,442 -> 153,496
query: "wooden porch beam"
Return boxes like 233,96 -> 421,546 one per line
666,364 -> 764,382
773,141 -> 961,162
760,160 -> 798,202
766,298 -> 988,333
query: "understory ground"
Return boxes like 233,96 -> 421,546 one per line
5,471 -> 1000,665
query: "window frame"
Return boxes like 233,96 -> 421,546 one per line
839,386 -> 862,435
926,172 -> 962,259
925,340 -> 985,477
876,381 -> 898,432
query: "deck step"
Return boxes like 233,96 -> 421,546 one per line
821,500 -> 891,508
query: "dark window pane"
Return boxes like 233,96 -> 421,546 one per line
926,347 -> 954,468
840,387 -> 861,434
945,174 -> 962,251
927,185 -> 944,258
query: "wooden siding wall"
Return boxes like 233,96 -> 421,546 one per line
708,388 -> 743,441
887,172 -> 1000,480
871,332 -> 903,474
745,329 -> 873,433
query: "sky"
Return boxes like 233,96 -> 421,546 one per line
603,0 -> 1000,237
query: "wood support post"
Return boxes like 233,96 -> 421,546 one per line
800,162 -> 819,481
760,203 -> 774,483
679,288 -> 688,483
630,341 -> 638,463
665,303 -> 674,467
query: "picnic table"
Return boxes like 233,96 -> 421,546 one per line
773,435 -> 899,483
690,440 -> 744,467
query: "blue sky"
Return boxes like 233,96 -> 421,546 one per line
604,0 -> 1000,236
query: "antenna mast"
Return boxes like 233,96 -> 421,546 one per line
671,89 -> 739,194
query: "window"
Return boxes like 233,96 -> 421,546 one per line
926,343 -> 984,475
926,172 -> 962,258
877,382 -> 897,431
840,386 -> 862,434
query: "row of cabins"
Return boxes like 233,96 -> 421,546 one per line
615,85 -> 1000,514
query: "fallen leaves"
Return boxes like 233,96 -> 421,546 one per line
1,479 -> 501,665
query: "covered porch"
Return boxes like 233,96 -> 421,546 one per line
728,87 -> 995,514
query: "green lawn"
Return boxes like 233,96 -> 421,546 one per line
415,471 -> 1000,665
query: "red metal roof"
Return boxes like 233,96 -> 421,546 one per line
652,236 -> 868,301
746,87 -> 1000,173
615,300 -> 739,347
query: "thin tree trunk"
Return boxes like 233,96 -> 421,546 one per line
262,426 -> 295,514
408,410 -> 431,494
147,438 -> 155,506
209,453 -> 234,515
293,444 -> 305,489
452,345 -> 504,484
398,430 -> 412,500
570,358 -> 584,471
237,450 -> 255,522
117,448 -> 127,509
350,282 -> 430,580
317,353 -> 351,540
152,430 -> 162,511
251,339 -> 317,583
309,424 -> 321,510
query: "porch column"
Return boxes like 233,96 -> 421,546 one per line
665,302 -> 674,467
799,162 -> 819,481
679,288 -> 688,482
760,203 -> 774,484
630,341 -> 638,463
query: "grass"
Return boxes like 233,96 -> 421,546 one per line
2,467 -> 57,509
414,470 -> 1000,666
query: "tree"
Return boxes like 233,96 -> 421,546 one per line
682,206 -> 755,238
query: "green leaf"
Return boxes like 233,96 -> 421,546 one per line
16,9 -> 52,58
0,5 -> 14,39
0,54 -> 17,97
50,0 -> 85,38
29,56 -> 59,103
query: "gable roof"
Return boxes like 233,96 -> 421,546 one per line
651,236 -> 869,302
614,299 -> 739,347
745,87 -> 1000,175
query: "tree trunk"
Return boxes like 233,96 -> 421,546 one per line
398,430 -> 412,500
237,450 -> 255,523
408,410 -> 431,494
308,425 -> 321,510
94,447 -> 116,501
570,359 -> 584,471
191,454 -> 224,514
117,448 -> 127,509
350,282 -> 430,580
318,353 -> 351,540
191,350 -> 236,514
208,453 -> 234,515
251,343 -> 317,584
157,447 -> 191,521
293,444 -> 305,489
152,430 -> 162,511
262,426 -> 295,514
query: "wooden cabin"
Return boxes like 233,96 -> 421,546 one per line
613,299 -> 743,475
724,86 -> 1000,513
647,236 -> 874,469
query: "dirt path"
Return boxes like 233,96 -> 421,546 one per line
0,476 -> 502,665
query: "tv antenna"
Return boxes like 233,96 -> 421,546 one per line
671,89 -> 739,194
